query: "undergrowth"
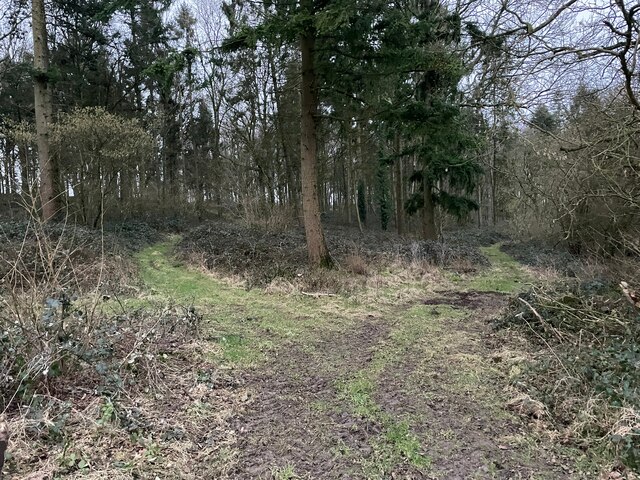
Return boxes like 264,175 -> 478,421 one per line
0,218 -> 220,478
497,279 -> 640,474
177,221 -> 491,292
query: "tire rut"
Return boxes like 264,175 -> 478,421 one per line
227,315 -> 391,479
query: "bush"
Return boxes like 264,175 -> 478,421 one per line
176,221 -> 492,290
0,218 -> 198,410
0,219 -> 161,296
0,218 -> 204,477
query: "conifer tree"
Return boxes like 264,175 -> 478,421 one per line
373,1 -> 482,239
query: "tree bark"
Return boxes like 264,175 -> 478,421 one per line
300,12 -> 332,267
394,135 -> 405,235
422,178 -> 437,240
32,0 -> 60,221
0,419 -> 8,480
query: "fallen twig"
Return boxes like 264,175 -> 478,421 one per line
300,291 -> 337,298
516,298 -> 573,378
518,296 -> 566,341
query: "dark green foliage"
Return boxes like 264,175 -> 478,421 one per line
465,22 -> 505,56
436,191 -> 478,219
530,105 -> 559,134
369,3 -> 482,224
404,190 -> 424,216
376,159 -> 391,230
48,0 -> 120,109
144,50 -> 193,95
357,180 -> 367,224
0,57 -> 34,126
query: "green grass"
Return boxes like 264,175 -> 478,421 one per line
337,374 -> 379,419
272,464 -> 300,480
335,305 -> 469,474
466,244 -> 531,293
131,238 -> 577,477
216,333 -> 254,362
135,238 -> 368,366
337,370 -> 431,476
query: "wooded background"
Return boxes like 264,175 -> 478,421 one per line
0,0 -> 638,262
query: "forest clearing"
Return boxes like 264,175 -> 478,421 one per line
1,0 -> 639,478
1,219 -> 638,479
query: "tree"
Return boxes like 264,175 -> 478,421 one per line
51,108 -> 153,226
374,2 -> 482,239
376,157 -> 391,231
299,0 -> 332,266
0,55 -> 36,196
31,0 -> 60,220
49,0 -> 116,110
223,0 -> 340,266
357,179 -> 366,226
530,105 -> 559,135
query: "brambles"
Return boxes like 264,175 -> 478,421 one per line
0,217 -> 209,478
176,221 -> 493,290
0,220 -> 161,296
497,280 -> 640,472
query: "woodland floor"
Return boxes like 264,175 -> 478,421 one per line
3,227 -> 601,479
125,238 -> 588,479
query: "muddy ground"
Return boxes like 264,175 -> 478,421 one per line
2,222 -> 604,479
225,291 -> 575,479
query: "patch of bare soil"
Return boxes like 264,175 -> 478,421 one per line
376,292 -> 575,479
422,290 -> 508,309
222,290 -> 576,479
227,318 -> 391,479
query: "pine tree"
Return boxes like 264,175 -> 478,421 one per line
373,1 -> 482,239
223,0 -> 356,266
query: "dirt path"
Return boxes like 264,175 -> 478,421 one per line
137,242 -> 580,479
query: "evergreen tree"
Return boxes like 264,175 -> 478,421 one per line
223,0 -> 362,266
376,158 -> 391,231
531,105 -> 559,135
49,0 -> 116,110
373,1 -> 482,239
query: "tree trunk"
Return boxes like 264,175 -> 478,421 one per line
490,132 -> 497,225
422,179 -> 437,240
394,135 -> 405,235
0,418 -> 9,480
19,143 -> 30,196
32,0 -> 60,221
300,16 -> 332,267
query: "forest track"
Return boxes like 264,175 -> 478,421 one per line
135,241 -> 583,479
